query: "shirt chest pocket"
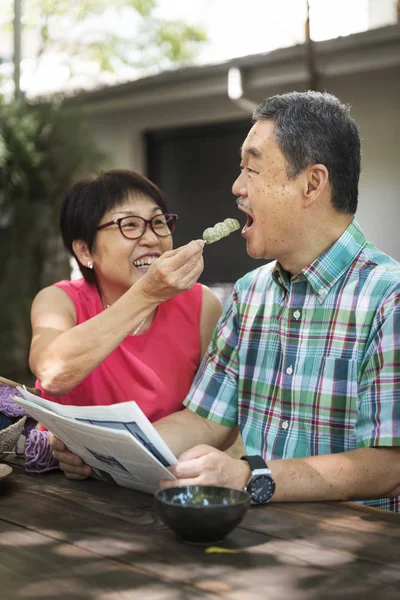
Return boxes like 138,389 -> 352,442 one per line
293,356 -> 359,449
311,356 -> 358,401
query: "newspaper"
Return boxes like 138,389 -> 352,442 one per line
13,386 -> 177,494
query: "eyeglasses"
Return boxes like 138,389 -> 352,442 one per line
96,213 -> 178,240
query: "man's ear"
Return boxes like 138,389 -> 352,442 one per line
303,164 -> 329,208
72,240 -> 92,268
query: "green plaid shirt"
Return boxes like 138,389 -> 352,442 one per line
185,220 -> 400,511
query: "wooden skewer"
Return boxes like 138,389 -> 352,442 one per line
0,375 -> 40,396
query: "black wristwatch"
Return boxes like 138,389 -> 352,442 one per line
241,455 -> 275,504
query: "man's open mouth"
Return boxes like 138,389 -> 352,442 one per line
237,201 -> 254,234
246,214 -> 254,228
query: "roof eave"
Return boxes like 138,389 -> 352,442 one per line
63,23 -> 400,112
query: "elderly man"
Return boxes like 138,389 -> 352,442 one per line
155,91 -> 400,511
53,91 -> 400,511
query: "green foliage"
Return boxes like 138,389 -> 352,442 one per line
136,17 -> 207,67
1,1 -> 208,82
0,97 -> 102,381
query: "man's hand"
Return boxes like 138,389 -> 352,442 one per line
49,433 -> 92,480
160,445 -> 251,490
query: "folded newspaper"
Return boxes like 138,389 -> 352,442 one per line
13,387 -> 177,494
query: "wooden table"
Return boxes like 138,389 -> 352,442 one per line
1,462 -> 399,600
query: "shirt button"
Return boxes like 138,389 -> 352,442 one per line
286,365 -> 293,375
293,310 -> 301,320
282,421 -> 289,430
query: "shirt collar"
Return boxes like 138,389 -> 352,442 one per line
272,262 -> 291,293
272,219 -> 367,302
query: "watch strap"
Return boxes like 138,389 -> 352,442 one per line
241,455 -> 268,471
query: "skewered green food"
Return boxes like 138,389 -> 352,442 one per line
202,218 -> 240,244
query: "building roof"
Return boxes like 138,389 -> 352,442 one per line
66,24 -> 400,113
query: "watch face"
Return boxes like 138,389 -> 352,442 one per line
248,475 -> 275,504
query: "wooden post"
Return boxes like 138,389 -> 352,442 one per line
13,0 -> 22,101
305,0 -> 319,91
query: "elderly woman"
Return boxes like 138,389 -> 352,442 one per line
29,169 -> 223,477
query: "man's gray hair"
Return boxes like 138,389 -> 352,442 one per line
253,91 -> 361,214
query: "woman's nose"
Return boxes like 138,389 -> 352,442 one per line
139,223 -> 159,244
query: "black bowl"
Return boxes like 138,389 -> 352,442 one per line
154,485 -> 251,544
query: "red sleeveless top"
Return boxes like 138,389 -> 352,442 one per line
36,279 -> 203,422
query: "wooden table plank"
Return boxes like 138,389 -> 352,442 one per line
0,520 -> 220,600
240,501 -> 400,565
1,465 -> 400,600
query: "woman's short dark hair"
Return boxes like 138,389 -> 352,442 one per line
60,169 -> 170,284
253,91 -> 361,214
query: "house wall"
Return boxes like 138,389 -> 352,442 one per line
85,65 -> 400,260
368,0 -> 399,29
330,66 -> 400,261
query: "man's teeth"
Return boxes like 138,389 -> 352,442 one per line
133,257 -> 156,268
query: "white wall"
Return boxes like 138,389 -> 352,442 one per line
85,93 -> 247,171
368,0 -> 398,29
329,67 -> 400,260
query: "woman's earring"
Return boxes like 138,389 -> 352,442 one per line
87,261 -> 93,269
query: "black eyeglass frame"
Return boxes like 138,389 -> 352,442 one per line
96,213 -> 178,240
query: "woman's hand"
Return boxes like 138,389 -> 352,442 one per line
138,239 -> 205,303
49,433 -> 92,480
